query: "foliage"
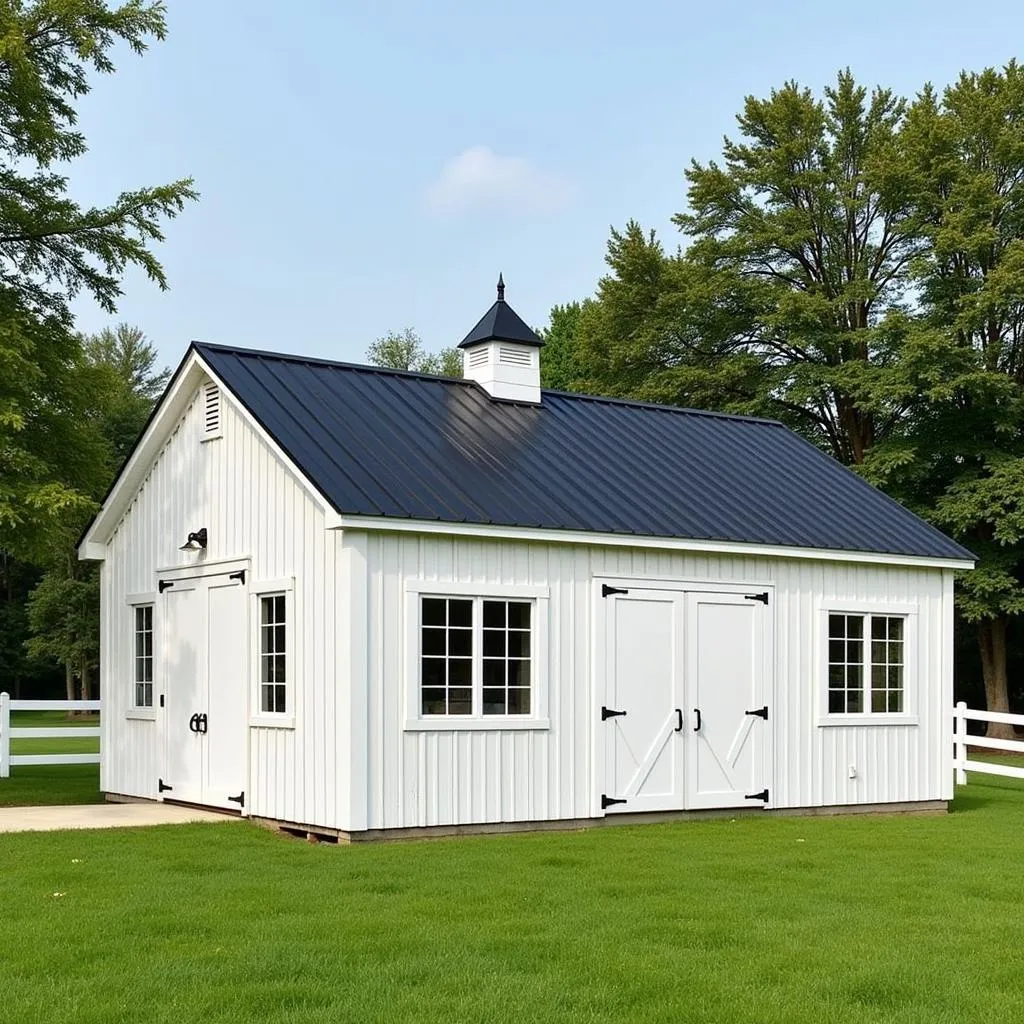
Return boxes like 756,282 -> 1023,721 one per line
366,327 -> 461,377
0,0 -> 197,319
539,301 -> 587,390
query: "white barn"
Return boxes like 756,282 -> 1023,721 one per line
79,282 -> 974,839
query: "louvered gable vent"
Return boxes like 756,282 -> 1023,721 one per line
202,381 -> 222,440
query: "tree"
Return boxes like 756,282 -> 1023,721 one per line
0,1 -> 197,320
540,302 -> 587,391
366,328 -> 462,377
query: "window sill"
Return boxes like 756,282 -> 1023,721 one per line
404,718 -> 551,732
125,709 -> 156,722
818,715 -> 919,727
249,715 -> 295,730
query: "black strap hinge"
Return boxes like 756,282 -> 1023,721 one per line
601,706 -> 627,721
745,788 -> 769,803
601,795 -> 628,809
745,705 -> 768,721
228,569 -> 246,584
158,778 -> 173,793
602,584 -> 629,598
158,579 -> 174,593
228,791 -> 245,808
744,592 -> 769,605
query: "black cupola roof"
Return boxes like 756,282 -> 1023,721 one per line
458,274 -> 545,350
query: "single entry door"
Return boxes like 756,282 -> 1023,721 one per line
685,591 -> 768,809
160,570 -> 248,811
602,589 -> 685,813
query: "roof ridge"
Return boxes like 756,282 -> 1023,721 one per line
191,340 -> 475,385
193,341 -> 783,426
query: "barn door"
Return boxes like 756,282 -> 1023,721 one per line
159,569 -> 248,811
685,591 -> 770,809
602,588 -> 685,813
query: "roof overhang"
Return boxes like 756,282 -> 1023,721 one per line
333,515 -> 975,571
78,346 -> 341,560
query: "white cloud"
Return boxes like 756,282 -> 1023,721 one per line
423,145 -> 572,218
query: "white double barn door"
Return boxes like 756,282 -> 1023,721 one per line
602,584 -> 771,814
161,572 -> 247,811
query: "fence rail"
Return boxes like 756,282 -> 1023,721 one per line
954,701 -> 1024,784
0,692 -> 101,779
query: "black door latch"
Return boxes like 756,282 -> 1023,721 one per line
601,706 -> 627,721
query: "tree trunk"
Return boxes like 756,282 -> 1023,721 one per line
80,661 -> 89,703
978,617 -> 1016,740
65,663 -> 75,719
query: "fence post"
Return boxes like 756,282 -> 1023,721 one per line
955,700 -> 967,786
0,692 -> 9,779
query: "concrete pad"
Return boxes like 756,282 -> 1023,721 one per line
0,802 -> 233,833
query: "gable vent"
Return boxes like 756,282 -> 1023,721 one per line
499,346 -> 532,367
202,382 -> 222,440
468,347 -> 489,368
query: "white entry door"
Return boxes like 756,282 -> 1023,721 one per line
160,570 -> 248,811
685,591 -> 769,809
602,589 -> 685,813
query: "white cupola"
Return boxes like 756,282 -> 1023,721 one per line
459,274 -> 544,403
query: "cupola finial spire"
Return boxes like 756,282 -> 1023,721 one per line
497,273 -> 505,301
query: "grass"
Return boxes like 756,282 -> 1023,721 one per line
9,709 -> 101,755
1,775 -> 1024,1023
0,763 -> 102,806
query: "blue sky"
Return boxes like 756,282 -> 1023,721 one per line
69,0 -> 1024,368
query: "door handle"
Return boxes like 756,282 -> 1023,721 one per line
197,713 -> 208,734
693,708 -> 702,732
188,713 -> 199,734
675,709 -> 683,732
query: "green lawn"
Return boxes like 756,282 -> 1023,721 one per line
1,775 -> 1024,1023
8,709 -> 101,755
0,763 -> 102,806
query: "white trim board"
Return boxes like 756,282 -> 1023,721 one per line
336,516 -> 974,571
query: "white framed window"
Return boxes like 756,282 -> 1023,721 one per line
258,593 -> 288,714
133,604 -> 154,708
405,583 -> 549,730
820,605 -> 916,724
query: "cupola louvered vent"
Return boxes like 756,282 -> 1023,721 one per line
499,346 -> 532,367
468,347 -> 489,368
202,382 -> 222,440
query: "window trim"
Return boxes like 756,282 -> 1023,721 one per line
404,582 -> 550,730
250,578 -> 296,729
817,601 -> 919,727
126,594 -> 157,720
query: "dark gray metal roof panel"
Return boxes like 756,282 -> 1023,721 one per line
194,342 -> 974,562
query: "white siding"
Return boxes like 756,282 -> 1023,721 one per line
354,531 -> 952,831
100,382 -> 340,828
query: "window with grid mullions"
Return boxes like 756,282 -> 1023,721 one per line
482,600 -> 531,715
133,605 -> 154,708
260,594 -> 287,714
421,597 -> 473,715
827,612 -> 905,715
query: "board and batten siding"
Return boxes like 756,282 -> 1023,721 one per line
100,379 -> 341,828
351,530 -> 953,832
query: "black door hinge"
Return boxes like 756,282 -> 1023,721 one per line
158,579 -> 174,593
601,706 -> 627,721
745,705 -> 768,721
745,788 -> 769,803
744,592 -> 769,605
602,584 -> 629,598
228,569 -> 246,584
601,794 -> 628,809
158,778 -> 173,793
228,791 -> 245,808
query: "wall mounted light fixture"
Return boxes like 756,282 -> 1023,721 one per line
179,528 -> 208,551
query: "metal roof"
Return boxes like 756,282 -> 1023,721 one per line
194,342 -> 974,562
458,276 -> 544,349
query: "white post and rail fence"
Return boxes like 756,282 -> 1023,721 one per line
0,692 -> 102,779
953,701 -> 1024,784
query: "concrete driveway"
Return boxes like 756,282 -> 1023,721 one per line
0,802 -> 233,833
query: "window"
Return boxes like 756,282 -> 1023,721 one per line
259,594 -> 287,714
133,605 -> 154,708
828,613 -> 904,715
420,596 -> 533,717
